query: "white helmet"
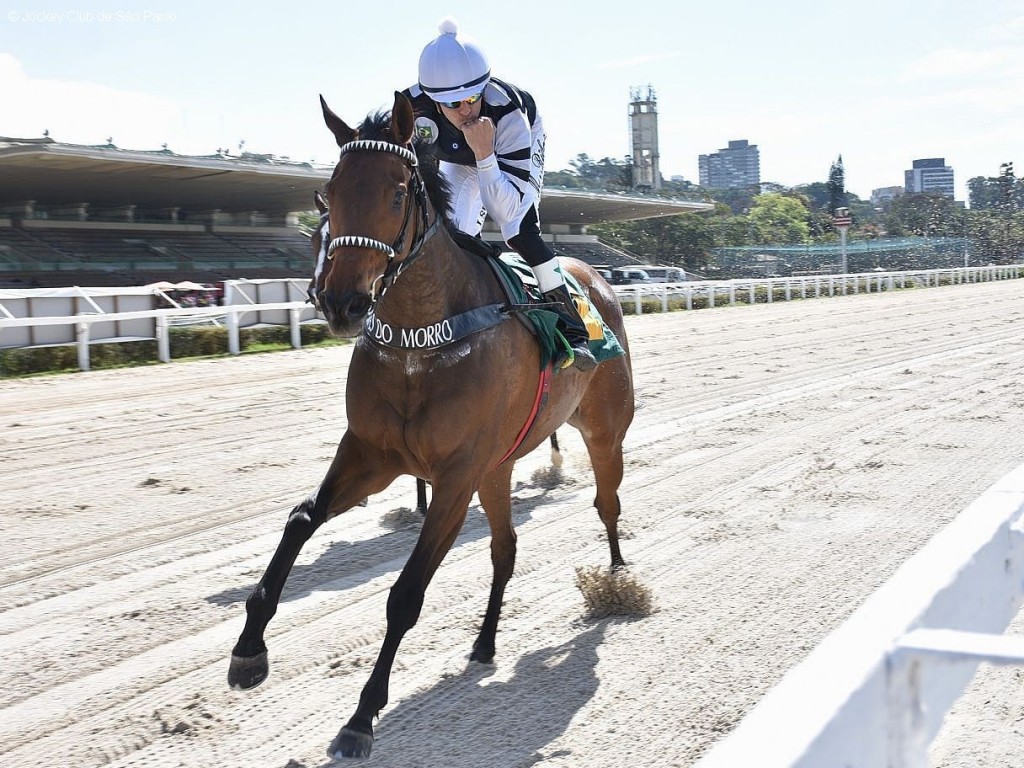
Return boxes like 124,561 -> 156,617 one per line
417,18 -> 490,104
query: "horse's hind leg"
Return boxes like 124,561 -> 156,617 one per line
228,433 -> 396,690
470,462 -> 517,663
549,431 -> 563,468
576,366 -> 634,570
416,477 -> 429,515
585,436 -> 627,569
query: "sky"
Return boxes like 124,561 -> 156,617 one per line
2,0 -> 1022,204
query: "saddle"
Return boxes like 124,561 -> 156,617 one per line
448,231 -> 625,370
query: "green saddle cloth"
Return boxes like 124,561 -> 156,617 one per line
491,253 -> 626,370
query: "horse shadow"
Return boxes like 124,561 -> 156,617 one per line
205,475 -> 570,608
309,619 -> 613,768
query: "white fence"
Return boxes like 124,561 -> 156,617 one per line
613,263 -> 1024,315
1,267 -> 1022,371
0,278 -> 319,371
696,462 -> 1024,768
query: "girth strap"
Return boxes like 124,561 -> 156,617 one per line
496,363 -> 554,467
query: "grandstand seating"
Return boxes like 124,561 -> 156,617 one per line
550,240 -> 646,268
2,218 -> 652,289
0,223 -> 313,288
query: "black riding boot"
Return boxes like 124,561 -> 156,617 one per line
542,286 -> 597,371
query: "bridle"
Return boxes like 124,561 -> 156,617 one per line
318,139 -> 441,305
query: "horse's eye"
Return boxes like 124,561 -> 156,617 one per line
392,188 -> 406,208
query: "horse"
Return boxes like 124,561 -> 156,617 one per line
228,90 -> 635,760
308,190 -> 564,517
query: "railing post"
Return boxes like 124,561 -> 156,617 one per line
661,286 -> 668,313
156,315 -> 170,363
886,654 -> 928,768
728,284 -> 736,305
76,318 -> 90,372
226,310 -> 241,355
634,287 -> 642,316
289,308 -> 302,349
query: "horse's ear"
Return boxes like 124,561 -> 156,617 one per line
314,190 -> 328,214
391,91 -> 414,145
320,95 -> 357,148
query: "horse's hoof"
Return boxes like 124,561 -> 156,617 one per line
470,641 -> 496,664
228,651 -> 269,690
328,726 -> 374,759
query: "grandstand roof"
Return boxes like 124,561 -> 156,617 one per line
0,137 -> 710,224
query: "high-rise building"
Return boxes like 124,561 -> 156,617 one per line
629,86 -> 660,191
904,158 -> 955,198
870,186 -> 905,208
698,140 -> 760,189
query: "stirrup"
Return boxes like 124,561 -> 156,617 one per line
560,337 -> 597,372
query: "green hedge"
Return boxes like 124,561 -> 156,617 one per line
0,323 -> 343,377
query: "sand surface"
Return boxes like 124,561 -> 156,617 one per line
2,278 -> 1023,767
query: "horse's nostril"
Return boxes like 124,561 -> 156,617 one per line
346,294 -> 371,320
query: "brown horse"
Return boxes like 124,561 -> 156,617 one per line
308,190 -> 563,517
228,91 -> 635,759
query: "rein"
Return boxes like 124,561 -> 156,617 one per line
324,140 -> 441,303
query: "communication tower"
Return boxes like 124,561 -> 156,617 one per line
629,85 -> 661,191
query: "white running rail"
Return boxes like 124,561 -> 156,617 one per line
696,462 -> 1024,768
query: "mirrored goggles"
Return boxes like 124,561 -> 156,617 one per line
436,91 -> 483,110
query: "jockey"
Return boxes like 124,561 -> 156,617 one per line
404,18 -> 597,372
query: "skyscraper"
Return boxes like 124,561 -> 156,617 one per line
904,158 -> 955,198
698,140 -> 760,189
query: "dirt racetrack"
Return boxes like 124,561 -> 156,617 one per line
2,278 -> 1024,768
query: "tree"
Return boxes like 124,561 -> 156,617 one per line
827,155 -> 847,214
591,213 -> 715,272
702,185 -> 759,215
747,193 -> 810,244
795,181 -> 831,212
885,193 -> 963,237
968,168 -> 1023,211
564,154 -> 632,190
967,176 -> 1004,210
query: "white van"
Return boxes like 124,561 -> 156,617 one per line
640,266 -> 687,283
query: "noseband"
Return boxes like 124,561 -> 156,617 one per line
322,140 -> 441,303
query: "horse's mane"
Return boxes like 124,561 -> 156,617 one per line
356,111 -> 456,234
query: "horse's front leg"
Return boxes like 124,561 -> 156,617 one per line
470,462 -> 516,663
228,432 -> 397,690
329,481 -> 475,759
227,489 -> 322,690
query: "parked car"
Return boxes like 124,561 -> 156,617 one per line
610,268 -> 651,285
